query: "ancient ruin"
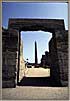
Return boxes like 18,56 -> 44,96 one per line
2,19 -> 68,87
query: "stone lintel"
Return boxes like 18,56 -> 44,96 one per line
8,19 -> 65,32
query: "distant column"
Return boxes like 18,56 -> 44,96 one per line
35,41 -> 38,67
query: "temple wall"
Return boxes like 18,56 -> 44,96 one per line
56,30 -> 68,86
49,35 -> 61,85
2,28 -> 18,88
2,19 -> 68,87
19,40 -> 25,81
41,51 -> 51,67
49,30 -> 68,86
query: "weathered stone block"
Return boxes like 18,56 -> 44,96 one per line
2,70 -> 16,79
2,80 -> 16,88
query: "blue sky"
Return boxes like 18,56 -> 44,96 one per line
21,31 -> 52,63
2,2 -> 68,63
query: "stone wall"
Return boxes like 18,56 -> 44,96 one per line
41,55 -> 46,67
41,34 -> 59,81
56,30 -> 68,86
2,19 -> 68,87
41,51 -> 51,67
19,40 -> 25,81
49,30 -> 68,86
49,35 -> 61,85
2,28 -> 18,88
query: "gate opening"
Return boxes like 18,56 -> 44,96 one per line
18,31 -> 53,86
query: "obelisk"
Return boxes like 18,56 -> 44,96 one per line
35,41 -> 38,67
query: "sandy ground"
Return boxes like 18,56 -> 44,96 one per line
24,67 -> 50,77
2,86 -> 69,100
19,67 -> 50,81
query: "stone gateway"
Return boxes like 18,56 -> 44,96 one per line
2,19 -> 68,87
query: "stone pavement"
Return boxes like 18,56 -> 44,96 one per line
2,86 -> 69,100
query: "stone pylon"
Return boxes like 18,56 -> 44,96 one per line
35,41 -> 38,67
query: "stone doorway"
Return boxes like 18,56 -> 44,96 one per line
2,18 -> 68,87
18,31 -> 52,86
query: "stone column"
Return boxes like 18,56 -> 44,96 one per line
55,30 -> 68,86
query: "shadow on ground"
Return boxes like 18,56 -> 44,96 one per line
18,77 -> 62,87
